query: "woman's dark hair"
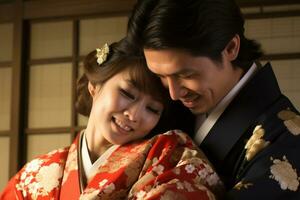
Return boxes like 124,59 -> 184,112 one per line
127,0 -> 263,71
76,39 -> 195,137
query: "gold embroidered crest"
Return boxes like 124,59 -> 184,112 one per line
233,181 -> 253,190
278,109 -> 300,136
269,156 -> 300,191
284,117 -> 300,136
277,110 -> 297,121
245,125 -> 270,161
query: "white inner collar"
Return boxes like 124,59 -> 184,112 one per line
194,62 -> 258,145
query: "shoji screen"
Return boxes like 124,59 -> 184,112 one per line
27,21 -> 73,161
245,16 -> 300,109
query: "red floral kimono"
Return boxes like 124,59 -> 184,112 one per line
1,130 -> 224,200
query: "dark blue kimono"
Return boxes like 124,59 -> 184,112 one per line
200,63 -> 300,199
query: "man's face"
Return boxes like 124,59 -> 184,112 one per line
144,48 -> 243,114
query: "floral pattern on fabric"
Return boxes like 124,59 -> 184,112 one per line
14,148 -> 68,200
244,125 -> 269,161
278,109 -> 300,136
233,181 -> 253,190
1,130 -> 224,200
269,156 -> 300,191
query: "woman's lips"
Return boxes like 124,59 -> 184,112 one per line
113,117 -> 133,133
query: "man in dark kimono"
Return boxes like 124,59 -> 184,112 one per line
126,0 -> 300,199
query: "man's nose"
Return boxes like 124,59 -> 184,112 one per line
167,77 -> 186,100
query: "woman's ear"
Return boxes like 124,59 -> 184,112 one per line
88,81 -> 97,98
223,34 -> 240,61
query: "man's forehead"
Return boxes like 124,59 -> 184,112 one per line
144,49 -> 185,73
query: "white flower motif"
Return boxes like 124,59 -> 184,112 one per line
99,179 -> 108,188
270,156 -> 300,191
205,164 -> 214,174
152,164 -> 164,175
25,159 -> 43,173
28,182 -> 40,195
36,163 -> 63,193
185,164 -> 195,174
24,176 -> 33,185
284,116 -> 300,136
136,190 -> 147,200
21,189 -> 27,197
206,172 -> 220,186
277,109 -> 297,121
103,183 -> 115,194
20,172 -> 27,180
277,110 -> 300,136
198,168 -> 209,179
176,181 -> 184,190
80,189 -> 100,200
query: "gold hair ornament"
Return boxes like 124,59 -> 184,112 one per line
96,43 -> 110,65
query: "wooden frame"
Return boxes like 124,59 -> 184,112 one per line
9,0 -> 25,176
238,0 -> 300,7
0,3 -> 13,23
0,0 -> 300,178
0,62 -> 11,68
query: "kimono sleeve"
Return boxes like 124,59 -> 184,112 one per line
128,130 -> 225,200
0,175 -> 24,200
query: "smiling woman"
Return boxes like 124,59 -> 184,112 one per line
0,39 -> 224,200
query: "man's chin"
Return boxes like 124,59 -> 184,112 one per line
189,107 -> 203,115
188,105 -> 209,115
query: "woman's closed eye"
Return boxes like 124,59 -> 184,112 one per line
120,88 -> 135,100
146,106 -> 162,115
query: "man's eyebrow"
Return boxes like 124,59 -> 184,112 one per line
156,68 -> 195,77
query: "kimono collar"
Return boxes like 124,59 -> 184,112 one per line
194,62 -> 258,145
200,63 -> 282,167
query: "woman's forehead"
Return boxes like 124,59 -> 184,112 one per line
114,64 -> 166,104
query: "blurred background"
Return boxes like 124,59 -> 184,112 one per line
0,0 -> 300,190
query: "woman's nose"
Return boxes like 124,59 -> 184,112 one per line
123,103 -> 143,122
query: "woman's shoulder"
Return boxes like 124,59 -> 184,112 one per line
19,147 -> 70,177
6,147 -> 70,198
30,146 -> 70,163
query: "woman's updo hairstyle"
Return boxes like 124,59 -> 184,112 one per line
75,39 -> 170,118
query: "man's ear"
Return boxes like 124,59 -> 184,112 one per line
88,81 -> 97,97
223,34 -> 240,61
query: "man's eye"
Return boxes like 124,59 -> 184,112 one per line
120,89 -> 135,100
179,73 -> 194,79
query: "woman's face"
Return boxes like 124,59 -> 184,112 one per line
89,69 -> 164,145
